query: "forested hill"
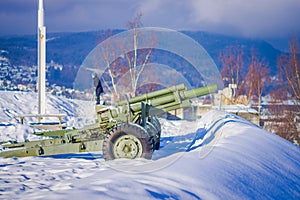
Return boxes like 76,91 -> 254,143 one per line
0,29 -> 283,87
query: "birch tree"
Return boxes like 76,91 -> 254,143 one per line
125,12 -> 153,96
244,50 -> 270,121
220,45 -> 244,97
100,13 -> 155,100
271,37 -> 300,144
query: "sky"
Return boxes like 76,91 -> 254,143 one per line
0,0 -> 300,39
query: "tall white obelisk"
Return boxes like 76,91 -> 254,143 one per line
38,0 -> 46,115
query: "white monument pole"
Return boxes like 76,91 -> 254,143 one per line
38,0 -> 46,115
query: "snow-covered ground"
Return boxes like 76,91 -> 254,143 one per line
0,91 -> 95,142
0,91 -> 299,199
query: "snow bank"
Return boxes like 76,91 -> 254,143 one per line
0,92 -> 299,199
0,91 -> 95,142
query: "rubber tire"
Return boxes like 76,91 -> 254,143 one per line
151,117 -> 161,150
103,123 -> 153,160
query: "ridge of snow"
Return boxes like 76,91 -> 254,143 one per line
0,91 -> 299,199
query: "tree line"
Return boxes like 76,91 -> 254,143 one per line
219,38 -> 300,145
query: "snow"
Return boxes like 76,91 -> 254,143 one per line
218,104 -> 258,114
0,91 -> 95,142
0,91 -> 300,199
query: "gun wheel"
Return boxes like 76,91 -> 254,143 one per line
103,123 -> 153,160
151,117 -> 161,150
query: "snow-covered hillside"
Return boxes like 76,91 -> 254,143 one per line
0,91 -> 95,142
0,91 -> 299,199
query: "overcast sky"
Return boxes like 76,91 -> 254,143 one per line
0,0 -> 299,39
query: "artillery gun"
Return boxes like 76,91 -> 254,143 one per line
0,84 -> 217,160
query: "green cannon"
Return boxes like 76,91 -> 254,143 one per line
0,84 -> 217,160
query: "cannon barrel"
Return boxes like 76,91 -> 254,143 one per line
124,84 -> 218,113
116,84 -> 186,106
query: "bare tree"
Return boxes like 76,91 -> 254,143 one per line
100,12 -> 155,101
125,12 -> 154,96
219,45 -> 248,105
220,45 -> 244,97
278,38 -> 300,104
244,50 -> 270,121
270,37 -> 300,144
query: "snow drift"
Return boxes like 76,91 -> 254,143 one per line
0,91 -> 299,199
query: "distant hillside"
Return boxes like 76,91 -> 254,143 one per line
0,30 -> 284,88
183,31 -> 282,73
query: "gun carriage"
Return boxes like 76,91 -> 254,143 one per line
0,84 -> 217,160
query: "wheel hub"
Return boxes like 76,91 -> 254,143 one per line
113,135 -> 143,159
